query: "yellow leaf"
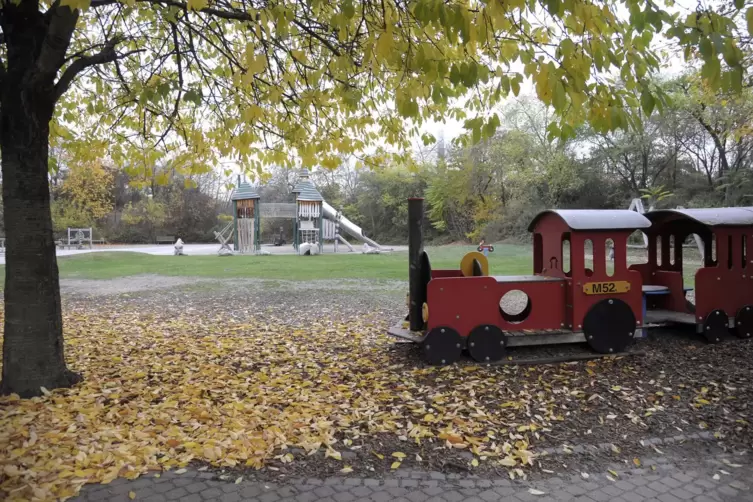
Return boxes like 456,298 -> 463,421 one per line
608,469 -> 618,478
248,56 -> 267,75
438,432 -> 464,444
186,0 -> 208,10
471,458 -> 479,467
341,466 -> 354,474
60,0 -> 92,10
392,452 -> 406,459
500,456 -> 517,467
375,32 -> 392,60
129,492 -> 136,500
633,458 -> 641,467
372,451 -> 384,460
391,461 -> 401,469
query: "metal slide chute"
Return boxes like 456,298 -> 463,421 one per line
321,200 -> 384,250
336,234 -> 355,252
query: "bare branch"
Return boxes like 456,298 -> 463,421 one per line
92,0 -> 253,22
291,20 -> 342,58
53,36 -> 143,102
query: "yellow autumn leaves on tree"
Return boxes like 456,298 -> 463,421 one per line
48,0 -> 751,182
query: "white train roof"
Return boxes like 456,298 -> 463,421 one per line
528,209 -> 651,231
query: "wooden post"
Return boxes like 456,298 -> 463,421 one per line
232,200 -> 239,251
318,204 -> 324,254
408,198 -> 424,331
294,203 -> 299,252
334,209 -> 340,253
255,200 -> 261,252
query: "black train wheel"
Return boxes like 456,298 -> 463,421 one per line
582,298 -> 636,354
421,327 -> 463,365
734,305 -> 753,339
703,309 -> 727,344
467,325 -> 507,363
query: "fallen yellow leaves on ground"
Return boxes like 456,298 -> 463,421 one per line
0,310 -> 547,500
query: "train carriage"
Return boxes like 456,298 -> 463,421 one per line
635,207 -> 753,343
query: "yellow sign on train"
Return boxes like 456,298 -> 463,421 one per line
583,281 -> 630,295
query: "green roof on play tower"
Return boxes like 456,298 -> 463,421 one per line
230,180 -> 260,200
292,169 -> 323,202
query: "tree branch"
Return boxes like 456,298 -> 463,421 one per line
92,0 -> 253,22
33,3 -> 79,88
53,37 -> 142,102
292,20 -> 342,58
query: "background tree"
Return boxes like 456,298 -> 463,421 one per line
121,198 -> 168,242
58,160 -> 115,223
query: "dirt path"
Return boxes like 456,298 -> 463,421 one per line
60,274 -> 407,296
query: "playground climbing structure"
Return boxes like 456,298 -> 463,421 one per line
231,180 -> 260,254
224,169 -> 386,255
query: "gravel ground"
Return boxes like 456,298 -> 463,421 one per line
53,276 -> 753,481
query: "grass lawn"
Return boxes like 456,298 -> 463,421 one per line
15,244 -> 534,281
0,243 -> 698,285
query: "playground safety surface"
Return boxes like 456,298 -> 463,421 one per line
63,277 -> 753,470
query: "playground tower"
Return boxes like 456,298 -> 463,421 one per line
291,169 -> 324,254
231,179 -> 260,253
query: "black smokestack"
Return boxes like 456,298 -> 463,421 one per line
408,198 -> 425,331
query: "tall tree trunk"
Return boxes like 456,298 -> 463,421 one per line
0,10 -> 80,397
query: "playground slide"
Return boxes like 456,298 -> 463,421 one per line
322,201 -> 383,249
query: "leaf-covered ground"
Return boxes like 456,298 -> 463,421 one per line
1,281 -> 752,501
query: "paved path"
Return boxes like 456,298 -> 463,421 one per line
72,452 -> 752,502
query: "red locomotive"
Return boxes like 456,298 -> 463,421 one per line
391,199 -> 753,365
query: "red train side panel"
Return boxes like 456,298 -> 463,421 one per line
426,276 -> 503,337
695,227 -> 753,320
569,233 -> 644,330
426,275 -> 567,335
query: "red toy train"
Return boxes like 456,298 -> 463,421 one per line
389,198 -> 753,365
